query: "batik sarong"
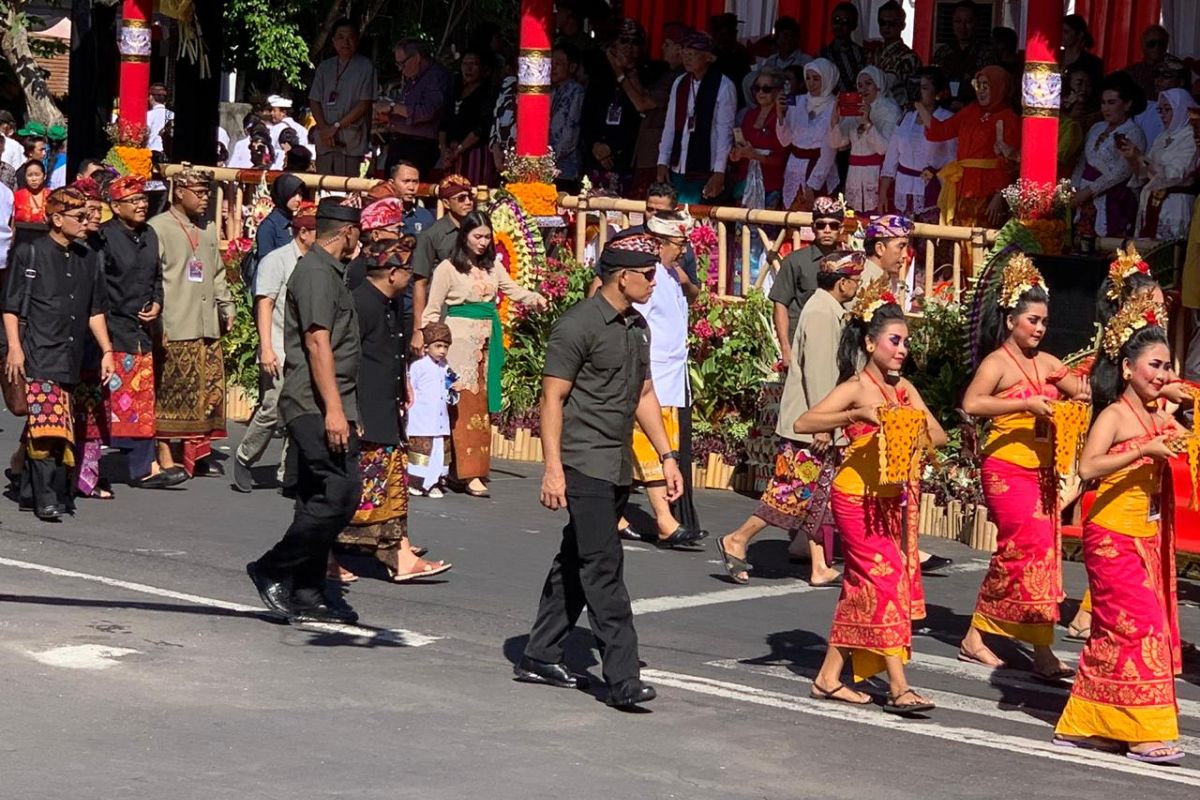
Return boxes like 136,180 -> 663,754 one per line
338,444 -> 409,552
23,379 -> 76,510
754,439 -> 838,547
449,387 -> 490,481
106,351 -> 156,439
155,338 -> 226,438
631,406 -> 680,484
408,435 -> 450,492
972,456 -> 1063,645
71,372 -> 107,497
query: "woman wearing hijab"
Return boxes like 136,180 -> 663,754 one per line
919,65 -> 1021,231
254,173 -> 307,260
829,66 -> 900,214
1124,87 -> 1198,240
776,58 -> 840,211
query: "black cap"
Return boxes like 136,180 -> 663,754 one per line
317,197 -> 361,224
0,110 -> 13,125
598,234 -> 660,273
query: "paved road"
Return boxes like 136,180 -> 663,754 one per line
1,416 -> 1198,799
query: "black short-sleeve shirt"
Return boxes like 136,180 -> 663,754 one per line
279,246 -> 361,424
769,245 -> 831,345
411,215 -> 459,280
543,293 -> 651,485
1,236 -> 108,385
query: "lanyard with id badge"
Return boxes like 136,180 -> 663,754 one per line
169,210 -> 205,283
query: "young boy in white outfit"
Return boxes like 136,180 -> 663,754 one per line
406,322 -> 457,497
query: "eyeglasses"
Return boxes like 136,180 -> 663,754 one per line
118,196 -> 150,206
752,84 -> 780,93
624,267 -> 656,280
450,193 -> 472,202
183,186 -> 211,198
61,212 -> 90,222
813,221 -> 842,231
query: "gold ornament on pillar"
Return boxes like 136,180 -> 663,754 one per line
159,0 -> 210,78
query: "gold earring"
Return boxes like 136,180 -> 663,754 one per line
866,344 -> 875,354
1122,370 -> 1132,380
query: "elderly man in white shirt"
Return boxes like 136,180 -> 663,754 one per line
266,94 -> 312,169
146,83 -> 174,154
656,31 -> 736,205
0,112 -> 25,174
616,210 -> 708,548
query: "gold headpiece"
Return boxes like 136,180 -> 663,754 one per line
998,252 -> 1046,309
846,275 -> 899,323
1101,293 -> 1167,359
1105,243 -> 1152,300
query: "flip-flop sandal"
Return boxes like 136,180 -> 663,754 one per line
957,648 -> 1006,669
389,560 -> 452,583
1065,625 -> 1091,642
326,567 -> 358,584
715,537 -> 751,585
810,681 -> 872,705
1125,747 -> 1185,764
882,688 -> 935,715
808,575 -> 843,588
1033,665 -> 1076,683
1052,736 -> 1123,754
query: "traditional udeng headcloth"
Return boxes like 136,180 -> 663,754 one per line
645,209 -> 694,238
69,177 -> 102,201
175,166 -> 214,187
1106,243 -> 1152,300
45,187 -> 87,216
864,213 -> 914,239
812,195 -> 845,221
1102,293 -> 1167,359
998,252 -> 1047,309
820,250 -> 865,276
360,198 -> 406,231
422,321 -> 453,346
438,174 -> 472,200
292,200 -> 318,230
847,275 -> 899,323
599,233 -> 661,273
107,175 -> 146,201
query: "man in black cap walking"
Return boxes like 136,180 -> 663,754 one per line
515,233 -> 683,710
247,198 -> 365,625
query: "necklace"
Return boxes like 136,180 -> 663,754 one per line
862,367 -> 899,406
1121,395 -> 1163,438
1001,343 -> 1041,390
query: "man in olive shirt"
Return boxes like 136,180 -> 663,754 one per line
516,234 -> 683,711
409,174 -> 475,353
769,196 -> 844,364
248,199 -> 364,626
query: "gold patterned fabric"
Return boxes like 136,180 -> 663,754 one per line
154,337 -> 226,438
450,386 -> 490,480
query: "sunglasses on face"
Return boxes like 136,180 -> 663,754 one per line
183,187 -> 211,198
752,84 -> 780,93
813,220 -> 842,231
118,196 -> 150,206
450,193 -> 472,202
624,267 -> 656,280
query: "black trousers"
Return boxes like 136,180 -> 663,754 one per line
20,439 -> 74,512
671,405 -> 701,532
255,414 -> 361,601
524,468 -> 640,688
386,135 -> 440,176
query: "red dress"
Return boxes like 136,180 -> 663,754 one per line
737,107 -> 787,200
13,188 -> 49,223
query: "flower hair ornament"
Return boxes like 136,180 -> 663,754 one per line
847,275 -> 898,323
998,252 -> 1046,309
1106,243 -> 1152,301
1101,293 -> 1167,359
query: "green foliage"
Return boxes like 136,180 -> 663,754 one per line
905,295 -> 971,431
221,284 -> 260,402
223,0 -> 313,88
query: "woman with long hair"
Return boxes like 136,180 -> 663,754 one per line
420,210 -> 546,496
1071,73 -> 1147,239
793,276 -> 947,713
880,67 -> 956,221
13,160 -> 50,223
1053,295 -> 1185,764
958,254 -> 1089,677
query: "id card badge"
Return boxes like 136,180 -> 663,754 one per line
1148,493 -> 1161,523
1034,417 -> 1051,442
686,115 -> 696,133
327,90 -> 339,106
186,258 -> 204,283
606,104 -> 623,126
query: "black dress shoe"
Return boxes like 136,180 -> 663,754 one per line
607,679 -> 657,709
920,555 -> 954,575
246,561 -> 294,618
289,600 -> 359,625
231,458 -> 254,493
513,656 -> 586,689
195,459 -> 225,478
34,505 -> 62,522
130,470 -> 188,489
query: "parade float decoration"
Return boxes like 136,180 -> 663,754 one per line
103,119 -> 153,179
997,178 -> 1075,256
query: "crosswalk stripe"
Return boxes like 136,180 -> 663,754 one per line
0,556 -> 440,647
643,668 -> 1200,787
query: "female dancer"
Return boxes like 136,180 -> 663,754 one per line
794,277 -> 947,712
1054,296 -> 1184,764
958,254 -> 1089,677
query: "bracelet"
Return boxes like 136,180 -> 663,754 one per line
1135,443 -> 1143,459
103,349 -> 113,354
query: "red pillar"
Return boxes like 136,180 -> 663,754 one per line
117,0 -> 154,127
911,0 -> 934,63
1018,2 -> 1062,186
516,0 -> 553,157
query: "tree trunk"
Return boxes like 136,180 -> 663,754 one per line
308,0 -> 349,64
0,2 -> 66,126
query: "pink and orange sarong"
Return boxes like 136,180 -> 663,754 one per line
1055,443 -> 1182,745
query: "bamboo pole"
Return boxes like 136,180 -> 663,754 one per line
717,221 -> 729,296
740,224 -> 751,292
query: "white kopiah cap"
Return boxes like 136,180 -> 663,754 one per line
267,94 -> 293,109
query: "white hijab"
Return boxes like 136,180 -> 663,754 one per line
1158,88 -> 1198,137
857,65 -> 890,96
804,58 -> 839,114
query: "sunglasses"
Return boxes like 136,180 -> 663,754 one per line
752,84 -> 780,93
61,211 -> 90,222
183,186 -> 211,198
813,220 -> 842,231
624,267 -> 656,280
449,193 -> 472,202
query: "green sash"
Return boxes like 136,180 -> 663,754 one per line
445,301 -> 503,413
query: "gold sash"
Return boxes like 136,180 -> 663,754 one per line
937,158 -> 1000,225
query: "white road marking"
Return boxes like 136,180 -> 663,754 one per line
0,556 -> 440,647
29,644 -> 139,670
643,669 -> 1200,787
704,658 -> 1200,751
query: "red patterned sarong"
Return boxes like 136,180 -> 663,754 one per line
828,488 -> 925,681
106,351 -> 156,439
972,456 -> 1063,645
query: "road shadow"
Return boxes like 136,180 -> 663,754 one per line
0,592 -> 281,623
502,632 -> 655,711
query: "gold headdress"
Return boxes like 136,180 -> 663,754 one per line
1105,243 -> 1153,300
847,275 -> 899,323
1101,293 -> 1167,358
998,252 -> 1047,309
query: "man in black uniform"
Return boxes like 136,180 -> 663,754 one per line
2,188 -> 115,521
515,233 -> 683,710
409,174 -> 475,354
247,198 -> 364,625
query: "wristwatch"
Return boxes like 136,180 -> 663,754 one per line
659,450 -> 680,463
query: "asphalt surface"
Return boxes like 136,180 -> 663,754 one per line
1,413 -> 1198,799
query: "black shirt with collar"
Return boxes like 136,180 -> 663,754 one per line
543,291 -> 651,486
1,235 -> 108,385
411,214 -> 459,280
352,279 -> 405,445
97,218 -> 163,354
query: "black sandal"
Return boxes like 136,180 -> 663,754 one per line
883,688 -> 935,715
715,536 -> 751,584
810,681 -> 872,705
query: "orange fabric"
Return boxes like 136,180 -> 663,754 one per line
925,104 -> 1020,203
1087,436 -> 1164,539
982,375 -> 1064,469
